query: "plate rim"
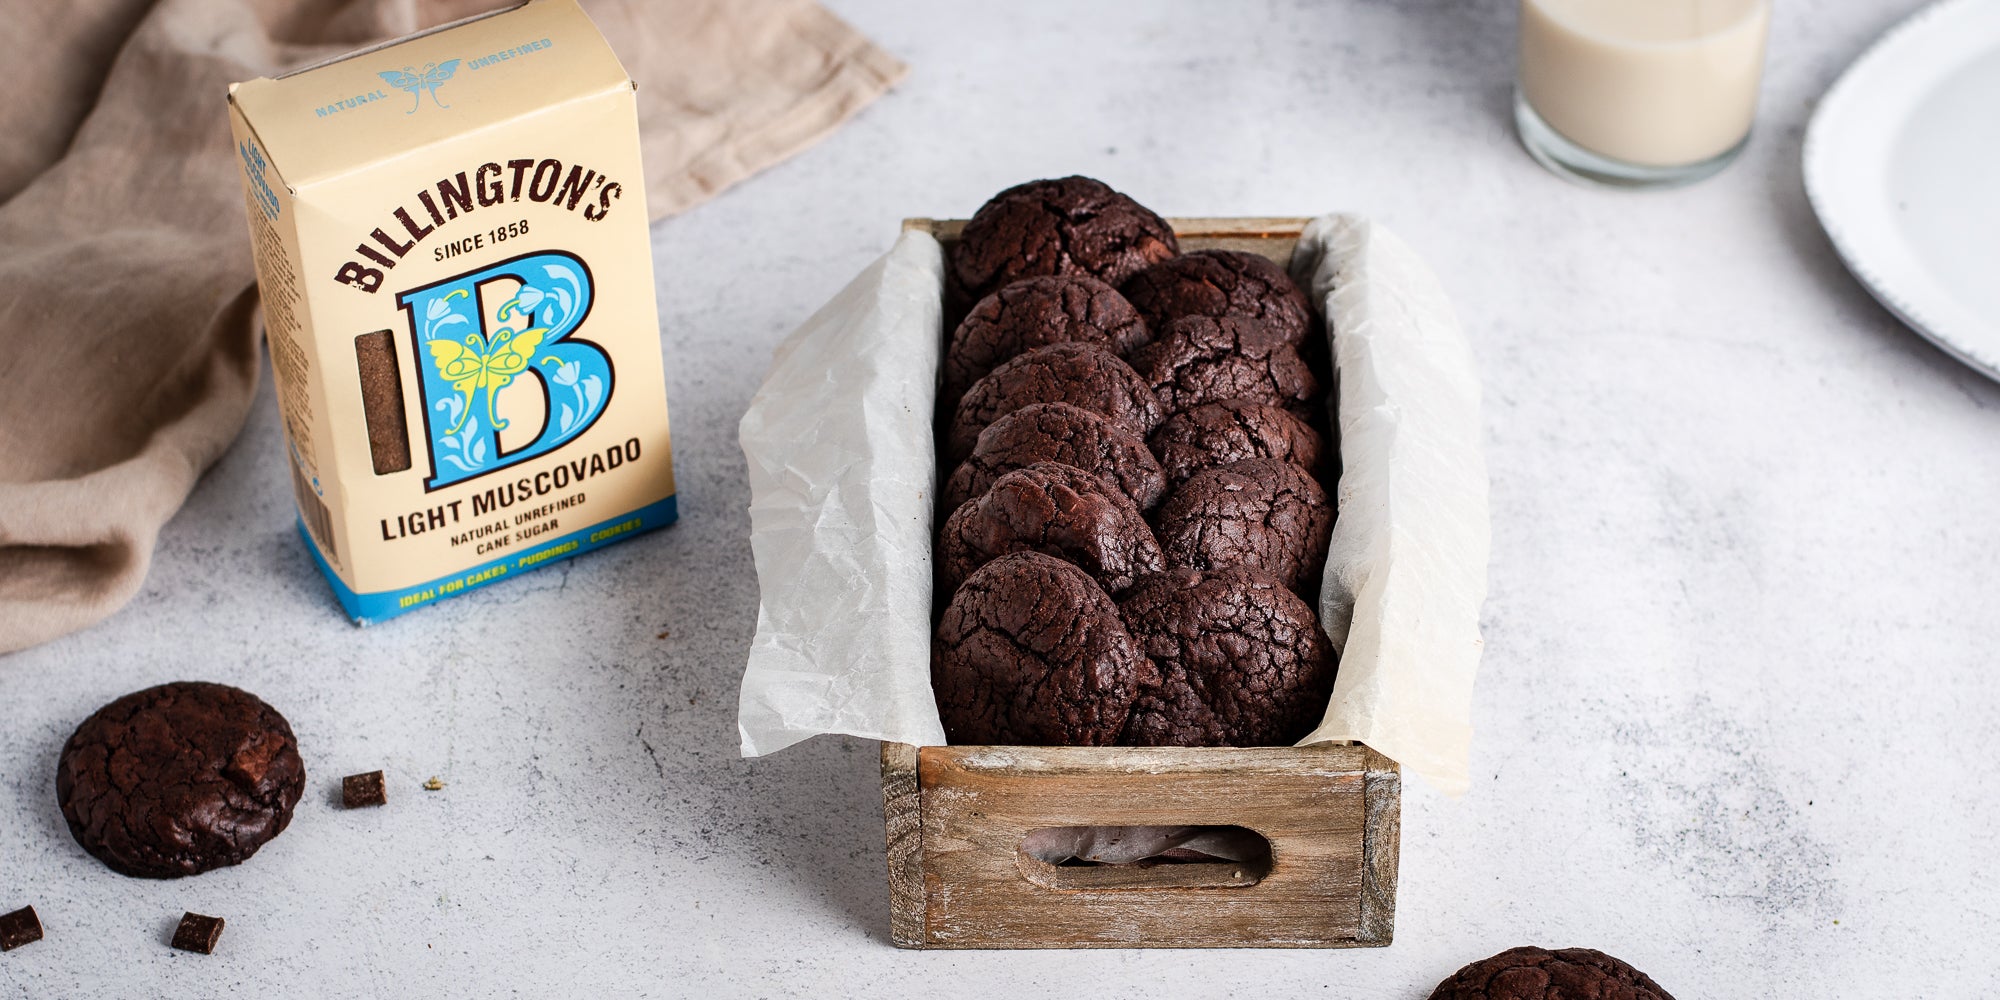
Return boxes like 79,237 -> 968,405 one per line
1802,0 -> 2000,381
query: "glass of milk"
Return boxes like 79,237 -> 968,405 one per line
1516,0 -> 1772,188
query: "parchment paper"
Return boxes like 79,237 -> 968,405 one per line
737,215 -> 1489,795
737,230 -> 949,754
1292,215 -> 1489,797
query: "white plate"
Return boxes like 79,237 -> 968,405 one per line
1804,0 -> 2000,380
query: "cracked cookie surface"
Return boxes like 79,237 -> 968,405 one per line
1154,458 -> 1333,595
1148,399 -> 1329,489
1117,565 -> 1336,747
1120,249 -> 1313,345
1132,314 -> 1320,416
950,176 -> 1179,303
938,462 -> 1165,598
932,552 -> 1158,746
942,274 -> 1150,404
1427,947 -> 1677,1000
946,343 -> 1163,462
56,681 -> 305,879
943,402 -> 1167,513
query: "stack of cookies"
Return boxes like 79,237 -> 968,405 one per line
931,177 -> 1340,749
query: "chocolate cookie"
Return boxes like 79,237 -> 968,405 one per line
946,343 -> 1164,462
1153,458 -> 1333,595
938,462 -> 1166,597
1148,399 -> 1329,489
1120,249 -> 1313,345
1132,314 -> 1320,416
942,274 -> 1150,404
933,552 -> 1158,745
1117,566 -> 1337,747
943,403 -> 1168,514
950,176 -> 1180,302
1427,947 -> 1677,1000
56,682 -> 305,879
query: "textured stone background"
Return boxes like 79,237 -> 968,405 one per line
4,1 -> 1997,996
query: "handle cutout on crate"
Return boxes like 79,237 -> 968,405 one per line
1016,826 -> 1273,890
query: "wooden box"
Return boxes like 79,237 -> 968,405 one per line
882,217 -> 1402,950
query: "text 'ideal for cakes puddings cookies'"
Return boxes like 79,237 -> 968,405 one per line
932,177 -> 1341,749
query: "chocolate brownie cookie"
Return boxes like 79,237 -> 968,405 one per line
943,402 -> 1168,513
950,176 -> 1180,302
1148,399 -> 1329,488
1132,314 -> 1320,416
946,343 -> 1164,462
1427,947 -> 1677,1000
938,462 -> 1165,597
1120,249 -> 1313,345
1153,458 -> 1334,595
933,552 -> 1158,745
1117,566 -> 1337,747
56,682 -> 305,879
942,274 -> 1150,404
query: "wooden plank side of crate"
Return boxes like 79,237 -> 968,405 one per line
881,742 -> 926,947
912,744 -> 1380,949
1357,756 -> 1402,945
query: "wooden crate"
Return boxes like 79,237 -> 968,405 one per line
882,217 -> 1402,950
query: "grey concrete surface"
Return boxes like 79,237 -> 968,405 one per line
4,1 -> 1996,996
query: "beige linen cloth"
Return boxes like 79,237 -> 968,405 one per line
0,0 -> 905,654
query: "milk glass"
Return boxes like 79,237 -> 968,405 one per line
1516,0 -> 1772,188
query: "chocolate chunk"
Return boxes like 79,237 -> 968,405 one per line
1153,458 -> 1334,596
1427,946 -> 1677,1000
950,176 -> 1179,302
946,343 -> 1163,462
1148,399 -> 1329,488
943,402 -> 1167,514
0,906 -> 43,952
1118,566 -> 1338,747
1120,249 -> 1312,345
932,552 -> 1158,746
937,462 -> 1165,597
170,912 -> 225,955
942,274 -> 1150,405
1132,314 -> 1319,417
56,682 -> 306,879
341,770 -> 387,809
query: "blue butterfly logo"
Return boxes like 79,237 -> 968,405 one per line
378,59 -> 462,114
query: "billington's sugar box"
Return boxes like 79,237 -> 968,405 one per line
228,0 -> 677,623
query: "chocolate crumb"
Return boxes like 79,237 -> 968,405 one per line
0,907 -> 43,952
423,776 -> 445,791
170,912 -> 224,955
341,770 -> 387,809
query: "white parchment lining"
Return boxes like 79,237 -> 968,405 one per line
737,214 -> 1489,795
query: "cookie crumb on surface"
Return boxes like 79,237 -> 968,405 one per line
0,906 -> 43,952
341,770 -> 387,809
422,776 -> 445,791
170,912 -> 224,955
